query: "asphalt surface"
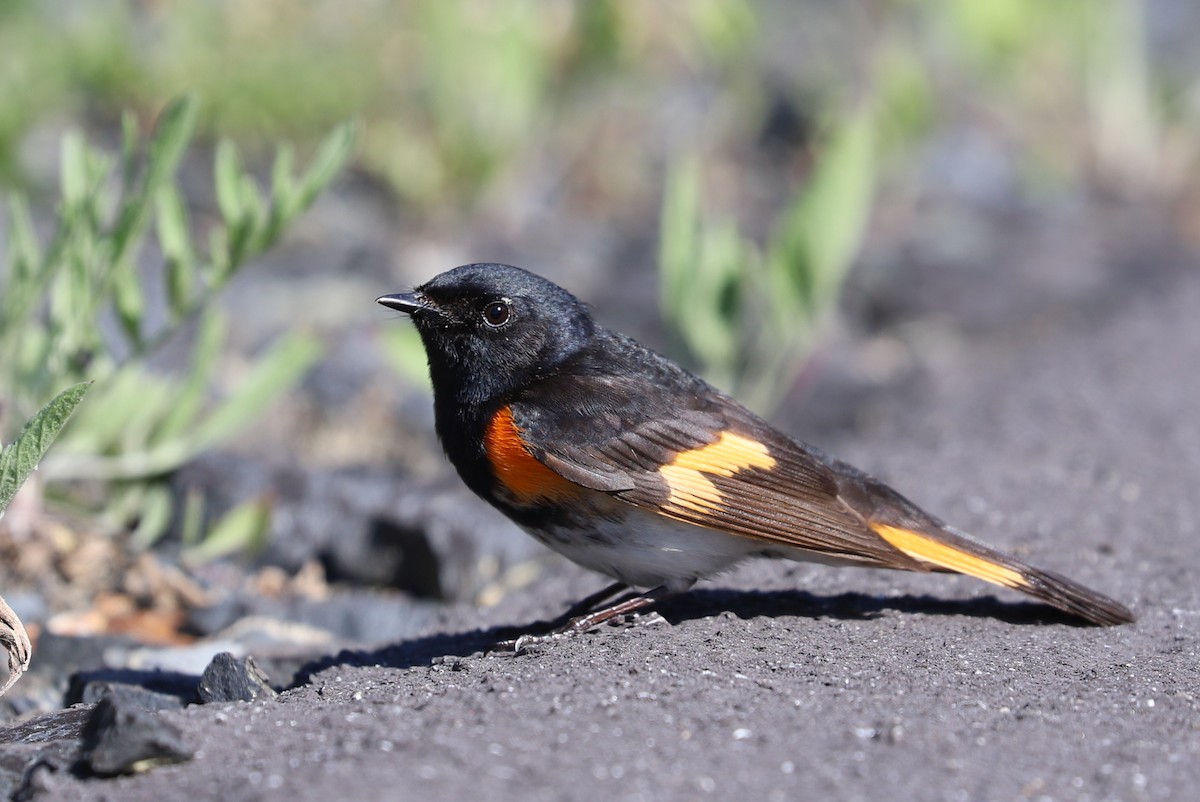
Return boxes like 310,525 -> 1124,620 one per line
3,250 -> 1198,801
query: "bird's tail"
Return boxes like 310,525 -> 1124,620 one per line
868,520 -> 1134,626
832,462 -> 1134,626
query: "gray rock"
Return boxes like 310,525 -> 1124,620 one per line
75,682 -> 186,712
79,697 -> 192,776
196,653 -> 276,704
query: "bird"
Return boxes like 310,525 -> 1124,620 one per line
377,263 -> 1134,643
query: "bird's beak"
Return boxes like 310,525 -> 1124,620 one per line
377,292 -> 431,316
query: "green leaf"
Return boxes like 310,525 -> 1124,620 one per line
206,228 -> 231,282
183,495 -> 273,564
110,96 -> 198,270
235,174 -> 267,258
807,109 -> 875,297
0,383 -> 90,516
214,142 -> 260,268
102,482 -> 150,535
111,259 -> 145,346
60,133 -> 88,206
261,148 -> 295,249
689,220 -> 747,384
214,139 -> 244,224
178,486 -> 205,547
271,144 -> 296,207
128,483 -> 174,551
2,197 -> 41,335
773,108 -> 875,308
156,185 -> 196,317
143,95 -> 200,194
658,157 -> 701,320
119,110 -> 140,192
6,196 -> 41,280
55,367 -> 172,457
657,156 -> 753,389
152,310 -> 224,442
291,121 -> 358,212
190,331 -> 322,448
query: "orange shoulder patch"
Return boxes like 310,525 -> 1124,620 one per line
660,431 -> 776,514
484,406 -> 584,504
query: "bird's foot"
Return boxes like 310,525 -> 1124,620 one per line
485,586 -> 676,653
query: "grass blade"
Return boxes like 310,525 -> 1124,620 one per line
183,495 -> 273,565
190,331 -> 322,449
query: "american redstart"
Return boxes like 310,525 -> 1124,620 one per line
377,264 -> 1133,643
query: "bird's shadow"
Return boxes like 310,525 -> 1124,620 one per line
290,588 -> 1084,686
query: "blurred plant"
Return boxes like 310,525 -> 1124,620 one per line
0,95 -> 356,551
910,0 -> 1166,189
660,107 -> 876,413
0,0 -> 753,204
0,381 -> 89,696
175,484 -> 273,566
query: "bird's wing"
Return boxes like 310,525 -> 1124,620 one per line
507,384 -> 921,569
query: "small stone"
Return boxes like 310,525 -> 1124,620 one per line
76,681 -> 186,712
197,653 -> 277,704
79,696 -> 192,776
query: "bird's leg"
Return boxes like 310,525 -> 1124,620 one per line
490,583 -> 685,653
556,581 -> 630,621
553,584 -> 679,635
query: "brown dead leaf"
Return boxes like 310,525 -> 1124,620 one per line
46,592 -> 194,647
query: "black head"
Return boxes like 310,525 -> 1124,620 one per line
377,264 -> 596,406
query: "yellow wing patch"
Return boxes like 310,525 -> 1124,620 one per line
871,523 -> 1028,590
660,431 -> 776,514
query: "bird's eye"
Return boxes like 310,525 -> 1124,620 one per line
482,299 -> 511,328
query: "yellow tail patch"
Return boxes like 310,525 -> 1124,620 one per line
872,523 -> 1028,590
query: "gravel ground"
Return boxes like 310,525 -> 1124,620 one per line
2,240 -> 1198,801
